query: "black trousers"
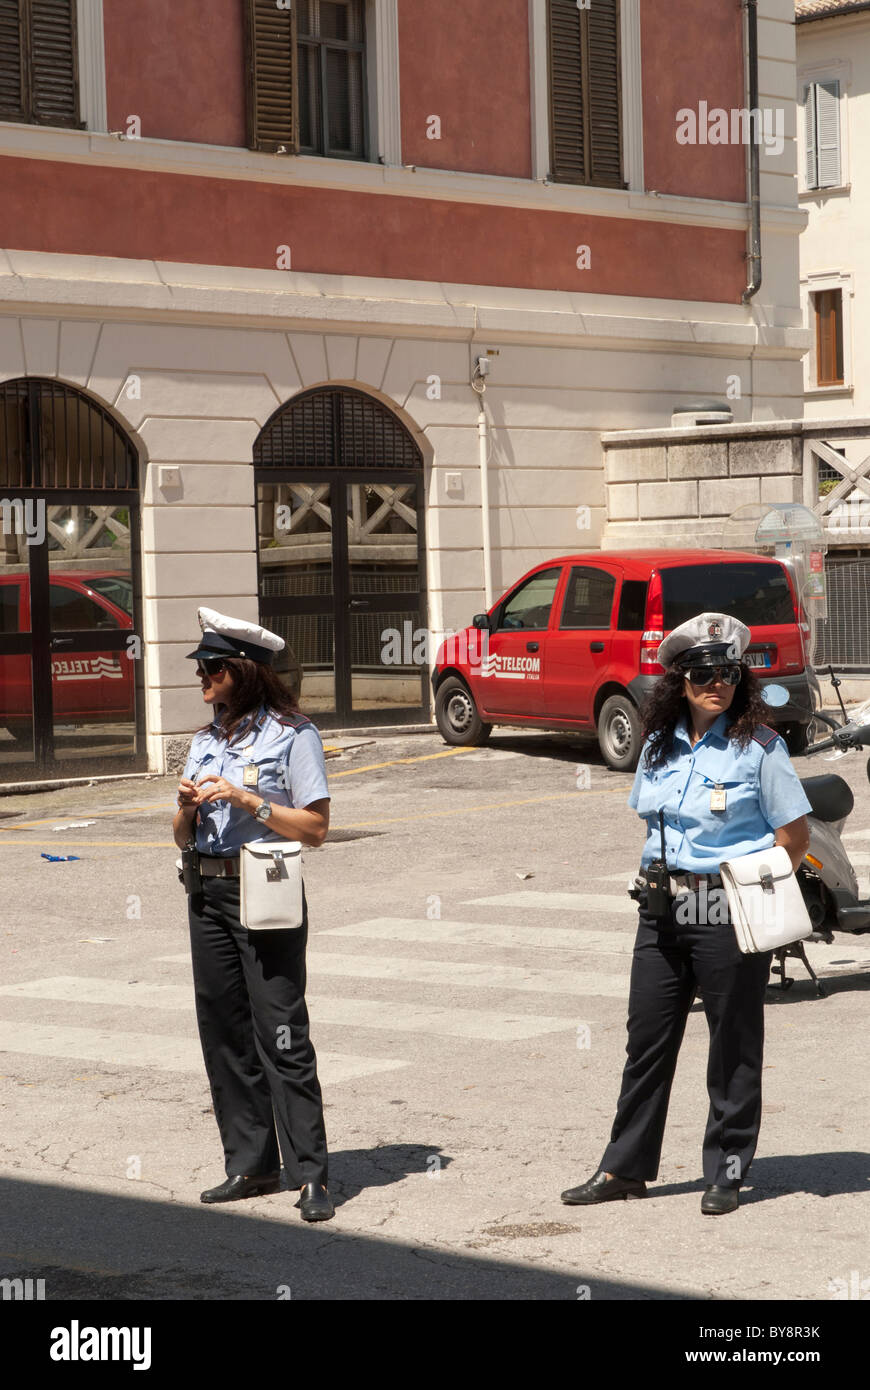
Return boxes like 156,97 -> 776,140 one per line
599,891 -> 772,1188
187,875 -> 328,1188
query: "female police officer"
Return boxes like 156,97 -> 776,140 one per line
172,607 -> 334,1222
561,612 -> 812,1215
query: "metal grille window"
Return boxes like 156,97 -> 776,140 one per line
0,379 -> 138,489
0,0 -> 81,128
255,388 -> 422,471
547,0 -> 623,188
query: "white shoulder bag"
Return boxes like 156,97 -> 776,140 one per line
719,845 -> 812,954
239,840 -> 304,930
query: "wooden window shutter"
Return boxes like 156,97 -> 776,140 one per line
0,0 -> 80,127
805,80 -> 841,189
30,0 -> 79,127
244,0 -> 299,153
0,0 -> 26,120
548,0 -> 623,188
815,80 -> 841,188
804,83 -> 817,188
814,289 -> 844,387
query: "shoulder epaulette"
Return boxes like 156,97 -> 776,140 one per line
751,724 -> 779,749
275,711 -> 313,730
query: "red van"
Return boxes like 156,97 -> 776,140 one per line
0,571 -> 133,741
432,550 -> 819,770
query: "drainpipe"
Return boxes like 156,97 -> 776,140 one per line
472,357 -> 494,608
742,0 -> 762,303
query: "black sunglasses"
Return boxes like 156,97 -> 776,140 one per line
683,664 -> 742,687
195,658 -> 227,677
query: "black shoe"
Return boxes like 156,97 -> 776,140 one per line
200,1172 -> 280,1204
561,1170 -> 647,1205
297,1182 -> 335,1222
701,1184 -> 739,1215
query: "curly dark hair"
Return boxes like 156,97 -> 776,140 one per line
641,664 -> 769,770
198,657 -> 301,745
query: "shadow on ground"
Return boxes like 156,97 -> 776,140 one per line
1,1163 -> 692,1302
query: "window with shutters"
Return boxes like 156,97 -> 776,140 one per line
547,0 -> 623,188
0,0 -> 81,129
812,288 -> 844,388
804,79 -> 842,190
244,0 -> 367,160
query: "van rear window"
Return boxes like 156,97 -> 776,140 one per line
660,564 -> 794,628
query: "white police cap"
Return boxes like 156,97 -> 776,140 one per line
185,606 -> 285,665
657,612 -> 751,670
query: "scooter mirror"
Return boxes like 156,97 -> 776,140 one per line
761,683 -> 790,708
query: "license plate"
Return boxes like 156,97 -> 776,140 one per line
746,650 -> 772,668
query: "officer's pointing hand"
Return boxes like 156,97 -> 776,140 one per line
196,774 -> 247,808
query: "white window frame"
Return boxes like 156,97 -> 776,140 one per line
367,0 -> 401,166
528,0 -> 643,190
801,269 -> 854,396
798,59 -> 850,196
77,0 -> 108,133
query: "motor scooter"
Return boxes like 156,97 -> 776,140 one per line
764,669 -> 870,996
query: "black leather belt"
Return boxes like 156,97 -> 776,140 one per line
199,855 -> 241,878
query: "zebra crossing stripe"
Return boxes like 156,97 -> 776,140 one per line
0,975 -> 580,1040
307,952 -> 629,999
152,951 -> 629,997
321,918 -> 636,954
307,996 -> 577,1040
0,1020 -> 407,1083
466,891 -> 637,914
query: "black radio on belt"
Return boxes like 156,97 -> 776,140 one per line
644,811 -> 671,918
180,842 -> 202,895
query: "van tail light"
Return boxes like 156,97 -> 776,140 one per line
641,571 -> 666,674
641,633 -> 665,674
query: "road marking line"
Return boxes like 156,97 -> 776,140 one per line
307,952 -> 629,998
0,803 -> 174,831
0,840 -> 178,848
0,1021 -> 407,1083
329,748 -> 475,777
314,785 -> 632,830
0,976 -> 580,1041
307,996 -> 578,1040
0,782 -> 632,846
321,918 -> 636,955
152,952 -> 629,999
0,749 -> 479,833
468,891 -> 637,914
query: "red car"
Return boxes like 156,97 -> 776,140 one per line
432,550 -> 819,770
0,571 -> 133,740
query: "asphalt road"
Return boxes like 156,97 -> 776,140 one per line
0,724 -> 868,1303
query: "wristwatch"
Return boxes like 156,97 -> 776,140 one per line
253,800 -> 273,823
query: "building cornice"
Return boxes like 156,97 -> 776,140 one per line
0,123 -> 807,236
0,249 -> 811,357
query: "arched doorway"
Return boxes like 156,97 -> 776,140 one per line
0,378 -> 145,781
254,387 -> 428,726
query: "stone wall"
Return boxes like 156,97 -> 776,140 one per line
601,422 -> 805,549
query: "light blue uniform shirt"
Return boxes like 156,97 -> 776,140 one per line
182,704 -> 330,856
629,713 -> 812,873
